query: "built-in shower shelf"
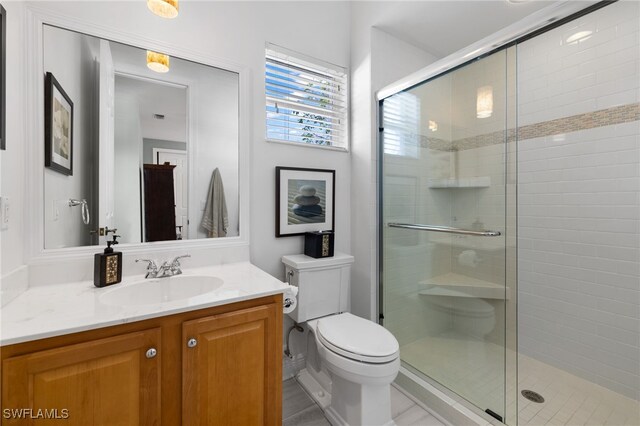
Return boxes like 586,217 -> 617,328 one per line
428,177 -> 491,188
419,272 -> 510,300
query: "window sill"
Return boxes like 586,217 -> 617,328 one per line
266,138 -> 349,153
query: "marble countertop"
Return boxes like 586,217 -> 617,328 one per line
1,261 -> 288,346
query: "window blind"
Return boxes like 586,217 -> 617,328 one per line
266,44 -> 348,149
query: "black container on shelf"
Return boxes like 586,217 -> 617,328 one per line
304,231 -> 335,258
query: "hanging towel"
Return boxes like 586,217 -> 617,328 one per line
201,168 -> 229,238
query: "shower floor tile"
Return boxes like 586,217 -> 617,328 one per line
400,335 -> 639,426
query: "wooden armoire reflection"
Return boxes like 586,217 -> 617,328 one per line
143,163 -> 176,242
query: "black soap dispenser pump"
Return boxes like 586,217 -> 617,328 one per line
94,234 -> 123,288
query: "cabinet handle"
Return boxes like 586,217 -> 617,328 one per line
146,348 -> 157,359
187,338 -> 198,348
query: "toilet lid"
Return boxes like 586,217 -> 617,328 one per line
317,313 -> 399,363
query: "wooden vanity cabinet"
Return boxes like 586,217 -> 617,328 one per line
182,304 -> 280,425
2,328 -> 161,426
1,295 -> 283,426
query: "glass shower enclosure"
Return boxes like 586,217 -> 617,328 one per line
379,47 -> 517,423
379,2 -> 640,425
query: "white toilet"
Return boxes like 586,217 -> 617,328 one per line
283,253 -> 400,426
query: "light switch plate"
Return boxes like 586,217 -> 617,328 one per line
0,196 -> 9,230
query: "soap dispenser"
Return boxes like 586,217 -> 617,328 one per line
94,234 -> 123,288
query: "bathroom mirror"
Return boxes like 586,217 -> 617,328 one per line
42,25 -> 239,248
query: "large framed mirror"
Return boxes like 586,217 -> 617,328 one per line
34,22 -> 244,252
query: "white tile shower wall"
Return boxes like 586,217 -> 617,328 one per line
450,143 -> 508,346
518,123 -> 640,399
518,1 -> 639,127
517,1 -> 640,399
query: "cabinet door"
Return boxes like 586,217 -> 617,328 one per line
2,328 -> 161,426
182,304 -> 281,425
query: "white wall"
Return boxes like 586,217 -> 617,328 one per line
0,2 -> 27,286
188,65 -> 239,240
114,91 -> 143,244
517,1 -> 639,399
350,7 -> 439,321
43,25 -> 99,248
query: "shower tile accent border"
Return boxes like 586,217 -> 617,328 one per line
413,102 -> 640,152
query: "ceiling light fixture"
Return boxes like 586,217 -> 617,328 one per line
147,0 -> 179,18
476,86 -> 493,119
147,51 -> 170,73
566,30 -> 593,45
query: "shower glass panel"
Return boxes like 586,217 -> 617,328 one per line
380,49 -> 512,419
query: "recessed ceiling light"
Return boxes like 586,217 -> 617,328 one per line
147,51 -> 170,73
147,0 -> 179,19
566,30 -> 593,45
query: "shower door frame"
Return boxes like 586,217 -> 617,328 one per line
376,1 -> 618,425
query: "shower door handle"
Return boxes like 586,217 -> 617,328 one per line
387,223 -> 501,237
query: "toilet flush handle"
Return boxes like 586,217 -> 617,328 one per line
287,270 -> 295,286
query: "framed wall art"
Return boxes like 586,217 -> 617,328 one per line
44,72 -> 74,175
276,166 -> 335,237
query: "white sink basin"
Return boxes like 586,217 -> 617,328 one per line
99,275 -> 224,306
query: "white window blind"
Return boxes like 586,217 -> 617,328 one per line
382,92 -> 420,158
266,44 -> 348,150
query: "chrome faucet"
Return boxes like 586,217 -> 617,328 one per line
136,255 -> 191,279
136,259 -> 159,278
158,255 -> 191,277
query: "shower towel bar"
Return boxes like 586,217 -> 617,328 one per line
387,223 -> 501,237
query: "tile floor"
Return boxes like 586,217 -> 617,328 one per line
283,378 -> 445,426
402,335 -> 640,426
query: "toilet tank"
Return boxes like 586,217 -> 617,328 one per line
282,252 -> 354,323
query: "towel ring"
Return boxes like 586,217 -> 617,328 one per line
69,199 -> 90,225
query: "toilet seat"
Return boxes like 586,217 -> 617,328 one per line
316,313 -> 399,364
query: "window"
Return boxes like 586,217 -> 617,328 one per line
265,44 -> 348,150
